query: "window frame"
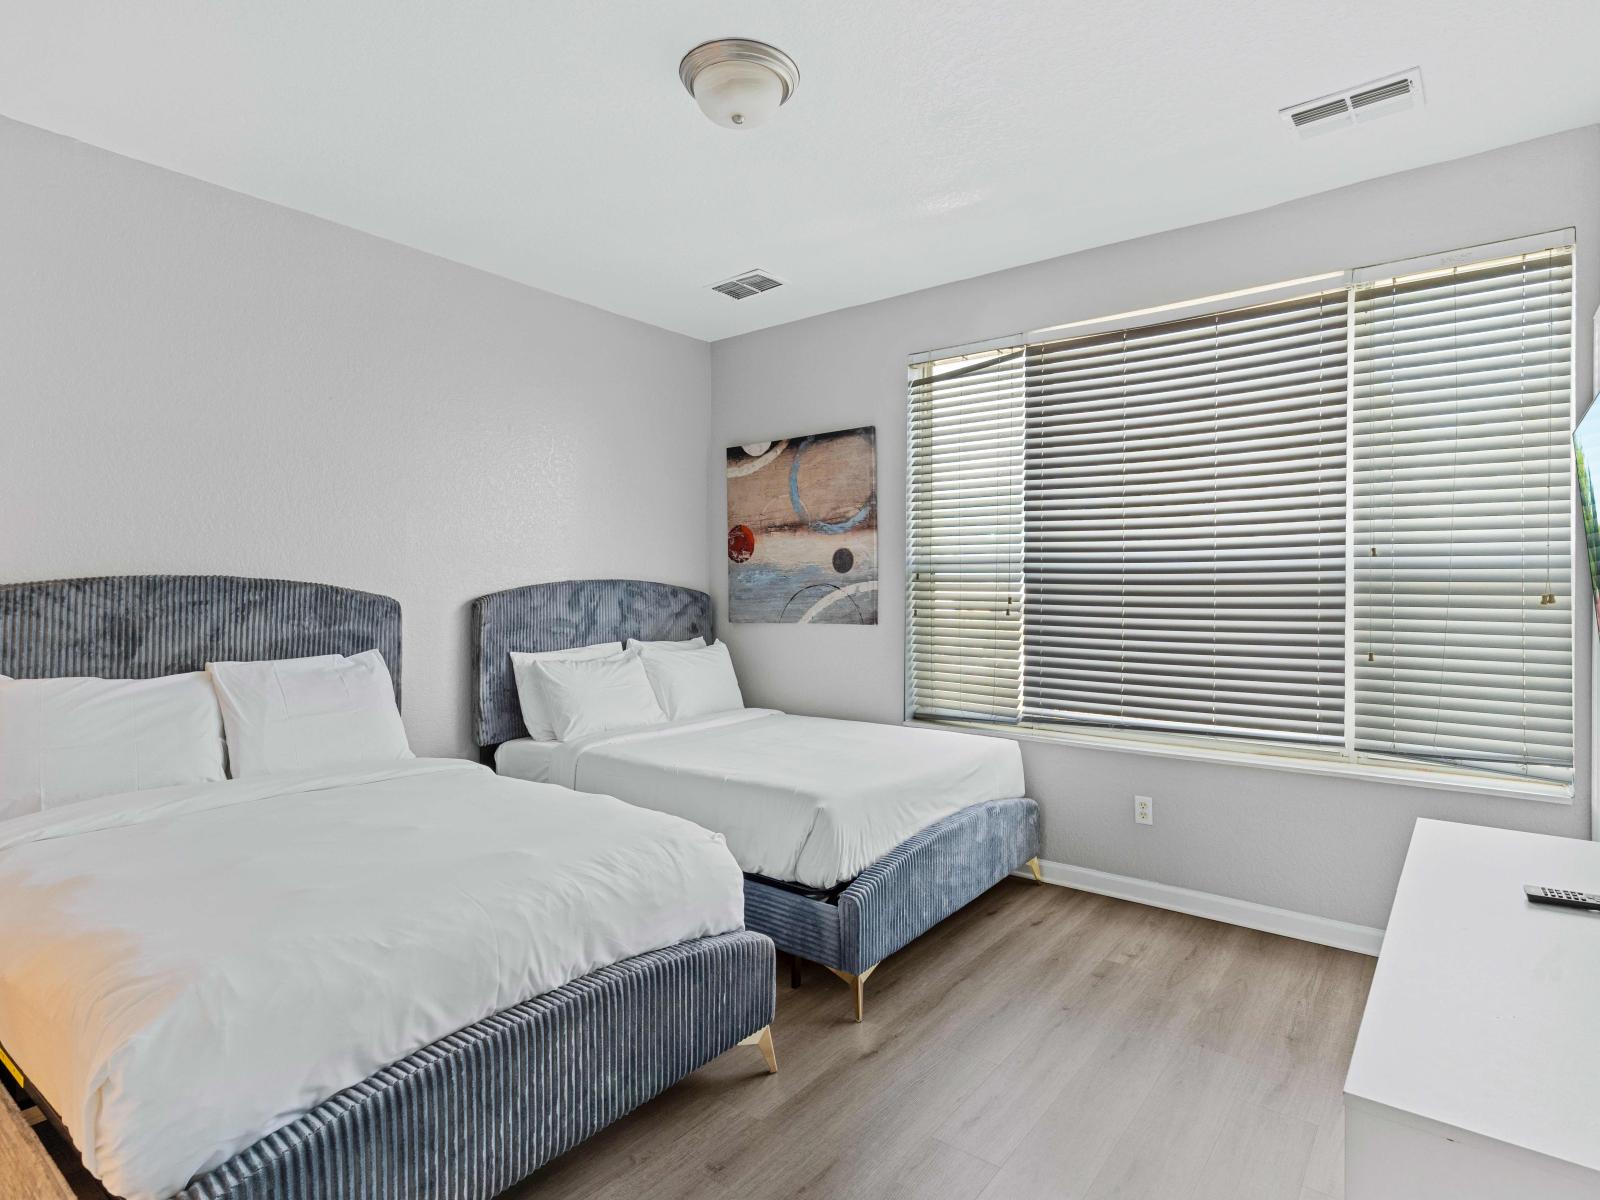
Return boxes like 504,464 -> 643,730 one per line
904,230 -> 1580,801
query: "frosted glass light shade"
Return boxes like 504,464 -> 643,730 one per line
694,60 -> 784,129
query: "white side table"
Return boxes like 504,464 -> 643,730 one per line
1345,818 -> 1600,1198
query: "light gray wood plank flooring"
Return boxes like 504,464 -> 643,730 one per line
514,880 -> 1373,1200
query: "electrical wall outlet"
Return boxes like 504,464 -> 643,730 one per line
1134,795 -> 1154,825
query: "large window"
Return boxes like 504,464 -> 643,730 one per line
907,235 -> 1575,786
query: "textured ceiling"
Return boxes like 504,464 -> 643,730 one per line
4,1 -> 1599,340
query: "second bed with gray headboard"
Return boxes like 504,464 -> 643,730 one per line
472,576 -> 1041,1021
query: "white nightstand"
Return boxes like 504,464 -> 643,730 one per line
1345,818 -> 1600,1199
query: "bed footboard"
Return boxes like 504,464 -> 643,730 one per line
841,795 -> 1040,971
175,930 -> 775,1200
744,797 -> 1040,1017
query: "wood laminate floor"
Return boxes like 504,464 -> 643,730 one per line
511,880 -> 1374,1200
51,880 -> 1374,1200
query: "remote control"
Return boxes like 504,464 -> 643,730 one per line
1524,884 -> 1600,911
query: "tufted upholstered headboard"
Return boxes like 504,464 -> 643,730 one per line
0,575 -> 403,703
471,579 -> 712,748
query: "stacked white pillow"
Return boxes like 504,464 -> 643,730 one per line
524,648 -> 666,741
206,649 -> 411,778
508,636 -> 745,743
0,671 -> 227,821
509,642 -> 622,740
0,649 -> 414,820
636,640 -> 745,722
625,636 -> 706,653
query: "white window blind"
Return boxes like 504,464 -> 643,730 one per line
1353,246 -> 1574,783
1022,290 -> 1350,743
906,345 -> 1025,722
906,233 -> 1576,788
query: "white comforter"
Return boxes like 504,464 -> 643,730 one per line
498,711 -> 1026,890
0,759 -> 744,1200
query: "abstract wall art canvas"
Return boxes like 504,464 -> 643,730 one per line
726,426 -> 878,624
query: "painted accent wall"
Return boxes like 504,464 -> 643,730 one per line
708,125 -> 1600,930
0,116 -> 711,758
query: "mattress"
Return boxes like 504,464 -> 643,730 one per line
0,759 -> 744,1200
494,733 -> 564,783
495,710 -> 1026,889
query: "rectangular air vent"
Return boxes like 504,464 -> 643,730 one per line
1291,98 -> 1351,130
1350,77 -> 1413,111
710,269 -> 786,300
1282,69 -> 1423,138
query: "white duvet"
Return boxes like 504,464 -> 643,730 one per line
0,759 -> 744,1200
496,711 -> 1026,890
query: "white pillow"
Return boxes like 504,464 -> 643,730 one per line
207,650 -> 411,778
510,642 -> 621,741
0,671 -> 226,820
639,641 -> 745,722
624,636 -> 707,653
529,649 -> 666,742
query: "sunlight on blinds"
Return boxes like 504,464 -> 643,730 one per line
1352,247 -> 1574,782
906,345 -> 1025,722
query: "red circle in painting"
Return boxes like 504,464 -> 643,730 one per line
728,524 -> 756,563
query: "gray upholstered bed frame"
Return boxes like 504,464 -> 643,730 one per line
0,575 -> 776,1200
473,578 -> 713,751
0,575 -> 404,699
471,578 -> 1041,1021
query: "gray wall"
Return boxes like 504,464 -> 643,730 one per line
709,125 -> 1600,930
6,110 -> 1593,929
0,117 -> 711,758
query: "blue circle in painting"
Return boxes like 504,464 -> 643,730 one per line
789,434 -> 876,535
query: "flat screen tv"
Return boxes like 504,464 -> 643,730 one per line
1576,395 -> 1600,633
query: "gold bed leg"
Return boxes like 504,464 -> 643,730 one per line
825,962 -> 880,1023
739,1025 -> 778,1074
1026,856 -> 1043,883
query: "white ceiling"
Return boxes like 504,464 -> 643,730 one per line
5,2 -> 1600,341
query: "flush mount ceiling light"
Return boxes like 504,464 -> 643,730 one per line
679,38 -> 799,130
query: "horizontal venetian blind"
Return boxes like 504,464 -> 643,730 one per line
1021,289 -> 1350,743
906,345 -> 1025,722
1352,246 -> 1574,782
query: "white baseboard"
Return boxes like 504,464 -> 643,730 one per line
1020,859 -> 1384,957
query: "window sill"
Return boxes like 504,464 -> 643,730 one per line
909,717 -> 1575,805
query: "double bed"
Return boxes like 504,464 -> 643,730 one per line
473,578 -> 1041,1021
0,575 -> 776,1200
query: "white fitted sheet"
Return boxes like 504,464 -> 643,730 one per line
0,759 -> 744,1200
494,734 -> 565,783
496,710 -> 1026,889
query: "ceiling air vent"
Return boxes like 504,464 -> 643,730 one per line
1291,97 -> 1351,131
710,269 -> 786,300
1282,69 -> 1423,138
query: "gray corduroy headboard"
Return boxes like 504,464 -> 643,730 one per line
472,579 -> 712,747
0,575 -> 403,704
